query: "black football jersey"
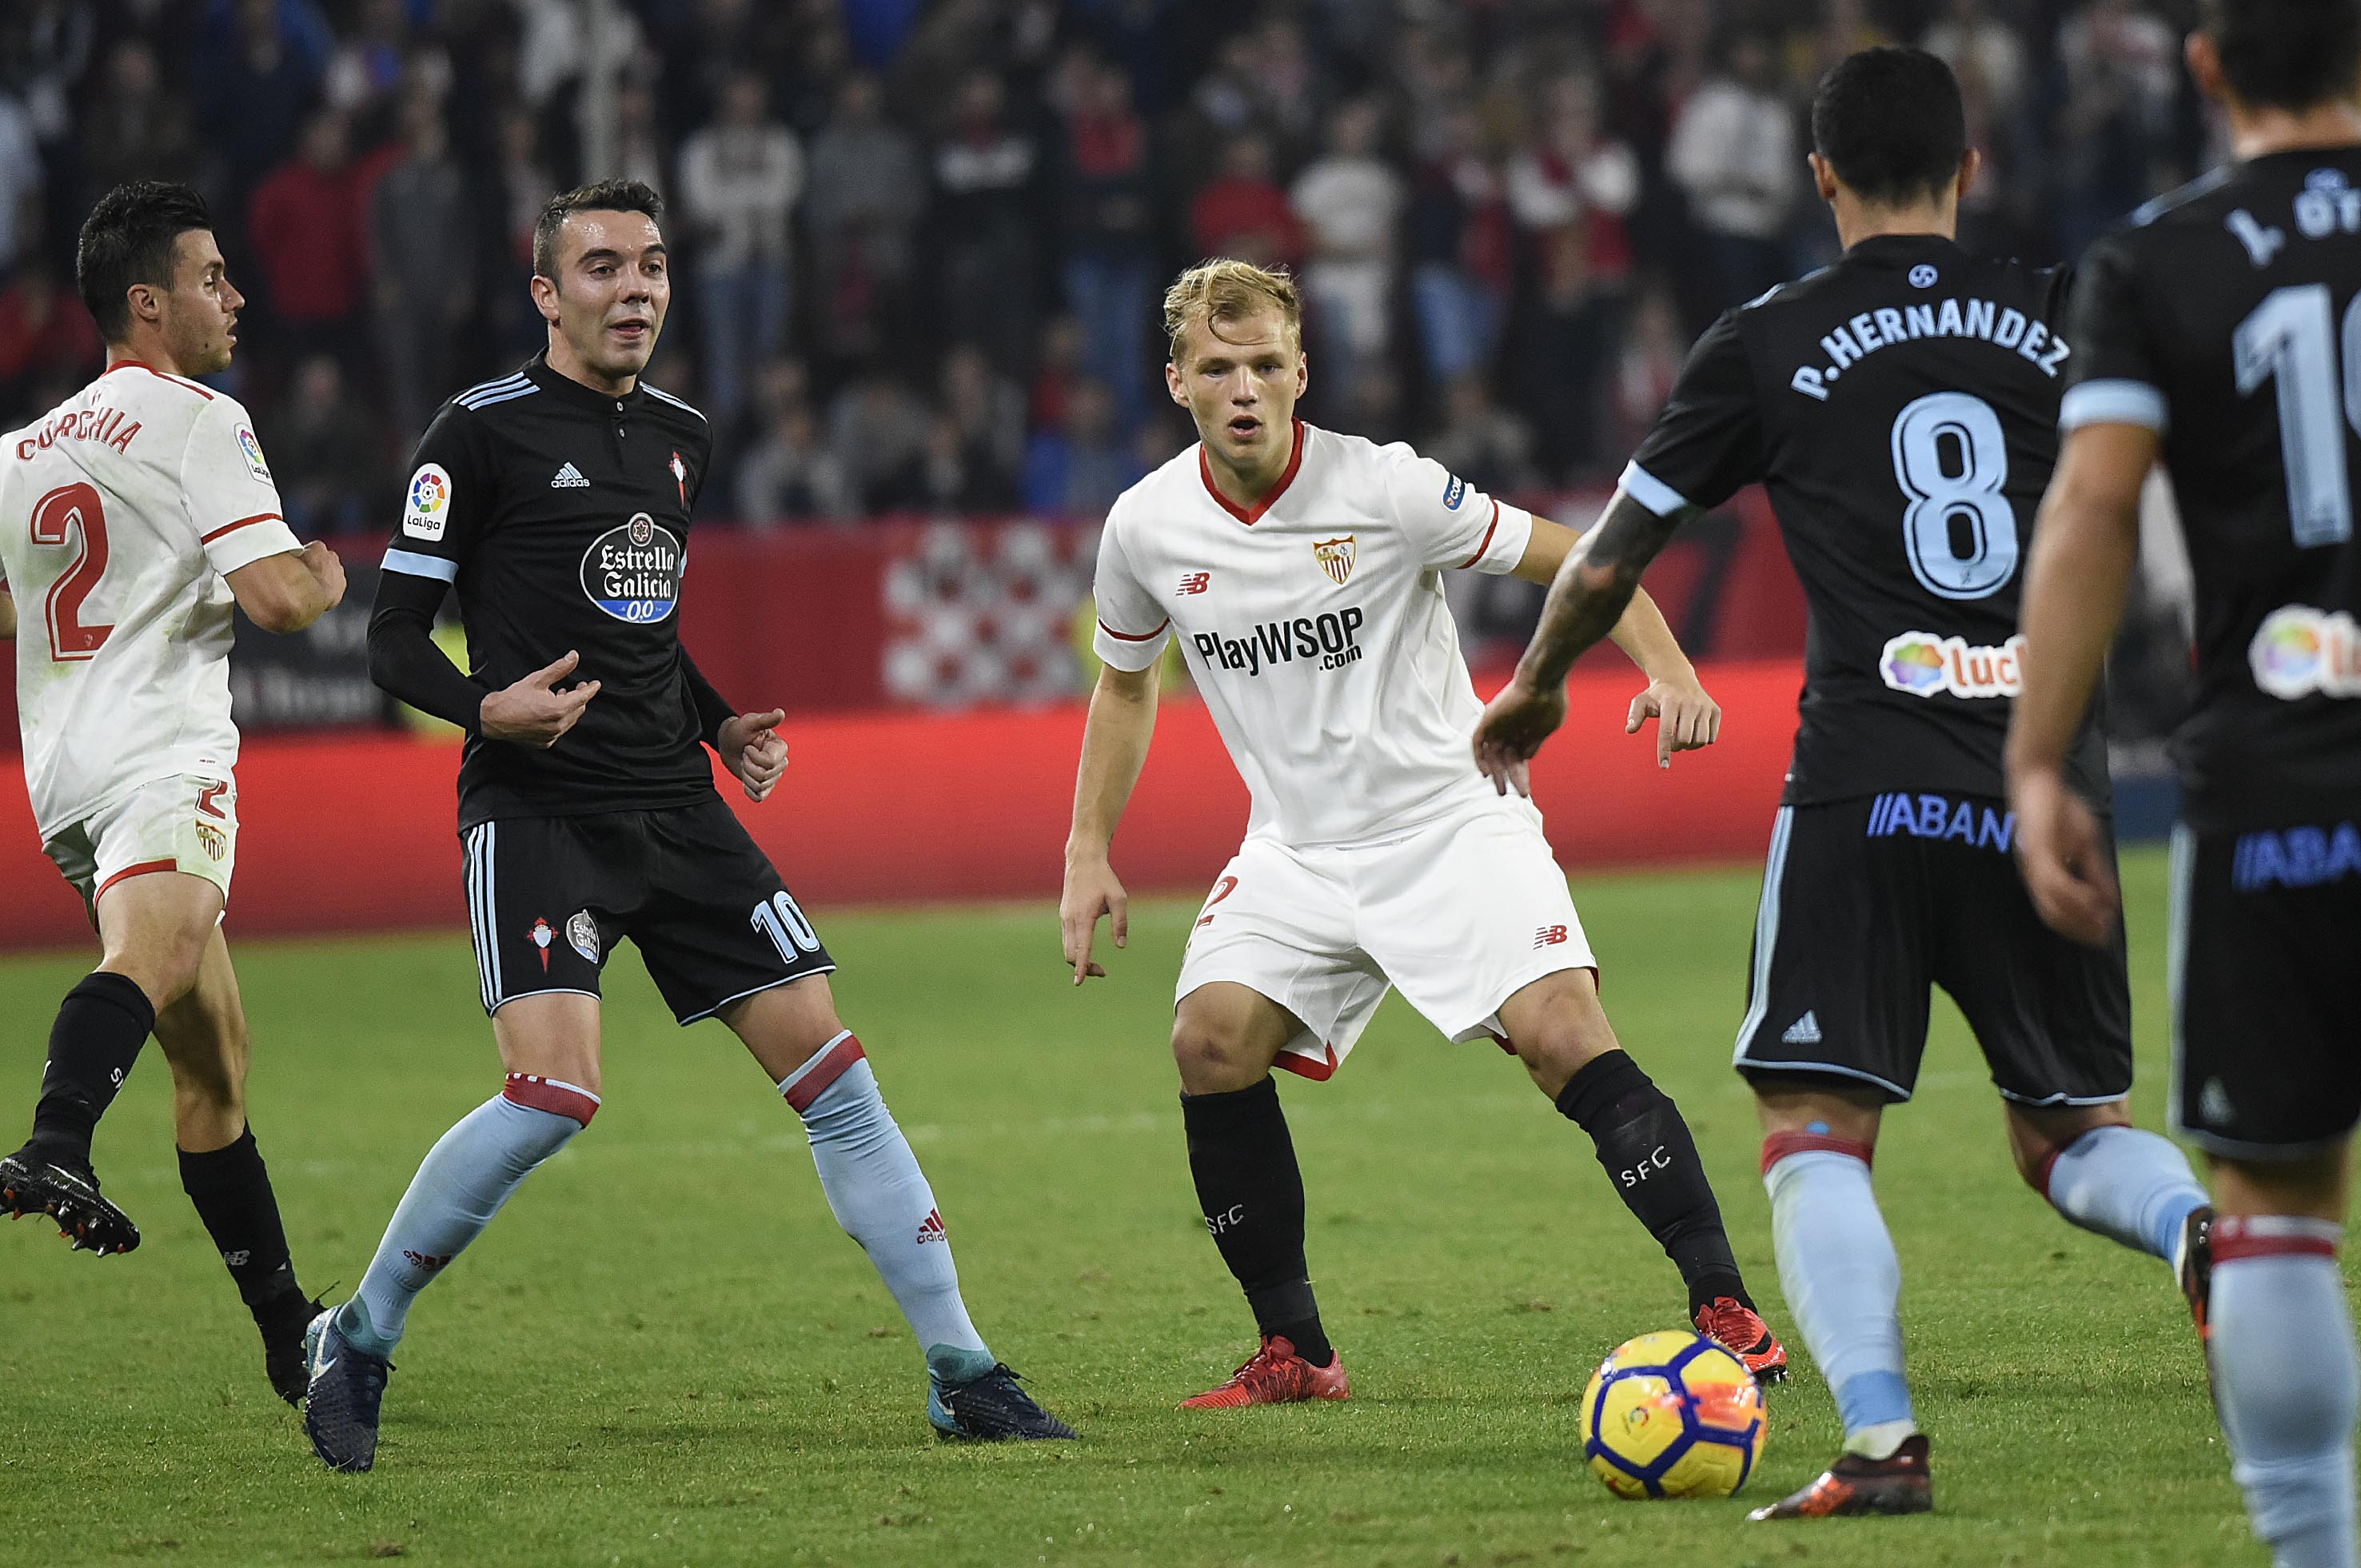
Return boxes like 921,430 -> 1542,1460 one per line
2068,149 -> 2361,832
377,355 -> 716,829
1626,233 -> 2108,807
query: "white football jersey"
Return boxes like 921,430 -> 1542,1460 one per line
0,361 -> 301,839
1093,420 -> 1534,846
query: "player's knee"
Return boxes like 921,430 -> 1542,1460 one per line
2007,1103 -> 2131,1194
1502,972 -> 1615,1097
1170,1016 -> 1265,1094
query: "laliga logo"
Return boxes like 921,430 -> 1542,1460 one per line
2251,605 -> 2361,700
1880,631 -> 2023,700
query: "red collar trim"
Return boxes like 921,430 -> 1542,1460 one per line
102,359 -> 213,398
1198,419 -> 1306,525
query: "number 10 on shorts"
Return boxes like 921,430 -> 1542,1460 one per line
750,891 -> 823,962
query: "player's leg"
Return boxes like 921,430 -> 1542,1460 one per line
152,924 -> 321,1403
2004,1100 -> 2210,1291
1165,842 -> 1378,1407
309,819 -> 606,1470
3,866 -> 219,1255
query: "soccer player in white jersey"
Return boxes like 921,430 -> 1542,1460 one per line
1060,260 -> 1788,1406
0,183 -> 345,1402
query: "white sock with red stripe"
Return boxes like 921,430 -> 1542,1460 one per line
2038,1123 -> 2208,1261
783,1032 -> 990,1378
2211,1217 -> 2358,1568
333,1076 -> 596,1356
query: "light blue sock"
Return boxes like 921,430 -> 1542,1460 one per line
2212,1219 -> 2359,1568
335,1088 -> 588,1355
782,1034 -> 991,1383
2042,1123 -> 2209,1261
1765,1139 -> 1915,1450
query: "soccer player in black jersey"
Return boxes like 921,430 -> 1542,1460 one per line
2012,5 -> 2361,1562
1475,49 -> 2215,1518
299,180 -> 1072,1470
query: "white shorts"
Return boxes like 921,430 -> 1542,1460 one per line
1175,799 -> 1595,1079
42,773 -> 239,913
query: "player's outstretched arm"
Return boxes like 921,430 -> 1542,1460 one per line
2008,421 -> 2152,947
1474,488 -> 1687,793
226,541 -> 346,633
1061,661 -> 1159,985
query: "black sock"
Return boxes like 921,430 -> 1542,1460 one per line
27,972 -> 156,1163
1179,1076 -> 1334,1367
1557,1051 -> 1751,1315
178,1127 -> 304,1316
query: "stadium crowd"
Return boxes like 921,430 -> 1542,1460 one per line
0,0 -> 2215,533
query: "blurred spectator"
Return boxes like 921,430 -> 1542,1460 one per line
939,344 -> 1027,509
827,374 -> 932,511
1059,60 -> 1157,433
2054,0 -> 2182,257
804,74 -> 926,367
612,74 -> 670,194
1666,32 -> 1796,321
323,0 -> 410,117
1610,286 -> 1685,457
0,86 -> 42,278
1410,106 -> 1512,385
249,110 -> 380,375
199,0 -> 328,205
1337,361 -> 1409,447
371,90 -> 476,440
82,41 -> 198,207
1022,378 -> 1141,515
0,265 -> 100,406
678,72 -> 803,427
1293,98 -> 1403,396
736,403 -> 858,523
1922,0 -> 2030,121
269,357 -> 386,537
928,70 -> 1040,373
1426,376 -> 1539,499
486,109 -> 556,355
1030,313 -> 1085,432
1190,134 -> 1305,270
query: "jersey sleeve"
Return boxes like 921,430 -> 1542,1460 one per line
181,396 -> 302,576
1621,309 -> 1766,518
381,403 -> 492,588
1089,507 -> 1172,670
2058,233 -> 2168,434
1380,444 -> 1535,573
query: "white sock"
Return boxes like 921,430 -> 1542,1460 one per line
1762,1132 -> 1915,1446
2212,1218 -> 2359,1568
2041,1123 -> 2209,1261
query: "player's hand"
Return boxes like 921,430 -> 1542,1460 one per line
1060,852 -> 1127,986
1472,674 -> 1568,798
718,708 -> 790,803
480,650 -> 600,748
2011,764 -> 2119,947
1627,673 -> 1721,768
301,540 -> 348,610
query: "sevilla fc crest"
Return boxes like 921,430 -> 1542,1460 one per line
1313,535 -> 1356,586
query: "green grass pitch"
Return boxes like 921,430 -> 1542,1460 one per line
0,848 -> 2279,1566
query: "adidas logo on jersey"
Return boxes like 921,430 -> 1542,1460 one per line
915,1209 -> 947,1245
1782,1011 -> 1823,1045
550,461 -> 590,489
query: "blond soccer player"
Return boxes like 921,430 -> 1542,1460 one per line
1059,260 -> 1788,1406
0,182 -> 345,1402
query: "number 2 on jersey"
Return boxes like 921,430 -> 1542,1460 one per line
29,482 -> 112,661
2232,284 -> 2361,547
1891,391 -> 2020,600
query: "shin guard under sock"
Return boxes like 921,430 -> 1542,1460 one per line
178,1126 -> 303,1314
1180,1076 -> 1332,1366
1557,1051 -> 1748,1312
29,972 -> 156,1161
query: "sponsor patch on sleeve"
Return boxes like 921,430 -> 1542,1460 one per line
404,462 -> 452,541
235,425 -> 273,483
1442,473 -> 1468,511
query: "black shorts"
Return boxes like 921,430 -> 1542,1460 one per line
2171,820 -> 2361,1160
461,800 -> 835,1025
1731,792 -> 2132,1106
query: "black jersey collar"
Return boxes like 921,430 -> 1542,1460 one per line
524,353 -> 646,414
1841,233 -> 1963,269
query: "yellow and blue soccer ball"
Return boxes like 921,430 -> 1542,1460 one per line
1579,1330 -> 1767,1499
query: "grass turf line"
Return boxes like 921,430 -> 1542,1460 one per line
0,849 -> 2267,1566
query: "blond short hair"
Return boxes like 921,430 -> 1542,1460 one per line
1163,258 -> 1302,364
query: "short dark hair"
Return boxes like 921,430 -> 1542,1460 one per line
76,180 -> 213,342
2203,0 -> 2361,110
1810,47 -> 1968,208
532,178 -> 664,281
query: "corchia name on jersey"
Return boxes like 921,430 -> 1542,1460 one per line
1193,606 -> 1366,675
580,513 -> 682,623
1790,297 -> 2071,401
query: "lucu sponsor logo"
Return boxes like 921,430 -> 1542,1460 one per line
2249,605 -> 2361,700
1879,631 -> 2023,699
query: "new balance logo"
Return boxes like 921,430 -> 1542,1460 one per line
915,1209 -> 946,1245
1782,1011 -> 1823,1045
1178,571 -> 1211,596
1533,925 -> 1569,948
550,461 -> 589,489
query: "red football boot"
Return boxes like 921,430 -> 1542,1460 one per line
1749,1434 -> 1932,1519
1180,1335 -> 1352,1409
1695,1295 -> 1790,1385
